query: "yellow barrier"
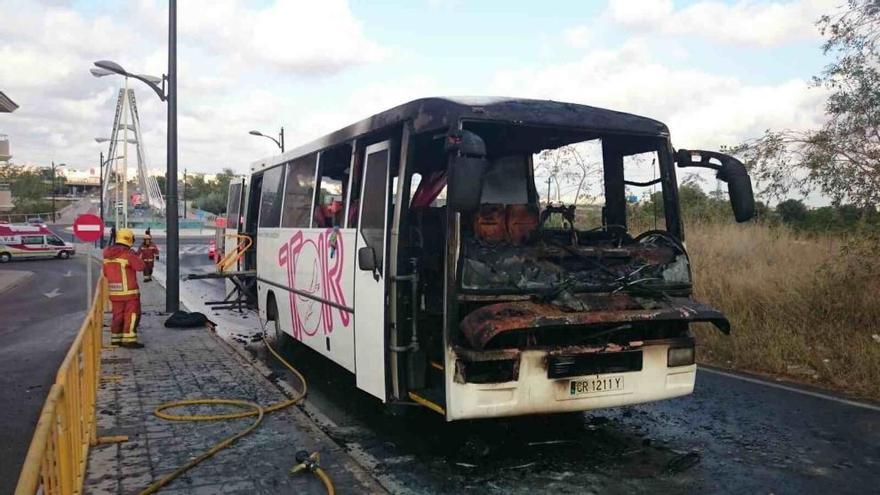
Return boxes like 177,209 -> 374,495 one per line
217,234 -> 251,273
15,277 -> 107,495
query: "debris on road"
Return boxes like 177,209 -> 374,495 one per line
664,452 -> 701,474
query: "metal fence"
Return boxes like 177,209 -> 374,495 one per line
0,212 -> 55,224
14,277 -> 107,495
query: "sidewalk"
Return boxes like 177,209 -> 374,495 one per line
84,280 -> 385,494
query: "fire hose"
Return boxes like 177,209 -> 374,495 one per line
137,333 -> 335,495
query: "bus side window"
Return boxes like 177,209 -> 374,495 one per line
226,182 -> 243,230
258,166 -> 285,228
281,154 -> 317,228
360,149 -> 390,270
312,146 -> 350,228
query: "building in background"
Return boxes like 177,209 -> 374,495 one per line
0,91 -> 17,113
1,90 -> 18,210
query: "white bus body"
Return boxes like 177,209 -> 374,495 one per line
237,98 -> 751,421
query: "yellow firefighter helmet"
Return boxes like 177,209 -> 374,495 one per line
116,228 -> 135,247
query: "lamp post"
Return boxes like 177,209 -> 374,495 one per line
99,152 -> 104,245
51,162 -> 65,223
182,168 -> 187,219
91,0 -> 179,312
249,127 -> 284,152
96,150 -> 126,247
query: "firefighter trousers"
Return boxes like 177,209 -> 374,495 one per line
110,298 -> 141,344
143,261 -> 154,280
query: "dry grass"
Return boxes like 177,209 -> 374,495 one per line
687,222 -> 880,400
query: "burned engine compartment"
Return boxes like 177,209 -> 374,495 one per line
461,233 -> 692,296
455,214 -> 730,352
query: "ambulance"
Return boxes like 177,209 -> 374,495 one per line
0,223 -> 76,262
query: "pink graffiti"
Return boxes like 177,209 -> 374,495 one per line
277,228 -> 350,340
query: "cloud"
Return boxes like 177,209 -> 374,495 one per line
606,0 -> 837,46
0,0 -> 389,173
489,38 -> 827,149
178,0 -> 387,75
563,26 -> 592,48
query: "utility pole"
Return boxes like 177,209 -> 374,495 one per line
546,175 -> 552,206
99,152 -> 105,247
182,168 -> 187,219
50,161 -> 64,222
166,0 -> 180,313
280,126 -> 285,153
51,161 -> 57,223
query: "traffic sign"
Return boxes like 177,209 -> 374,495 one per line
73,214 -> 104,242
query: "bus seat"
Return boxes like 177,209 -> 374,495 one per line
506,204 -> 539,245
473,204 -> 507,244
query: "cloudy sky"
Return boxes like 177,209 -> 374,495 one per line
0,0 -> 835,178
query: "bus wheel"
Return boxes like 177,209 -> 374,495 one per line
58,251 -> 70,259
0,253 -> 10,263
269,298 -> 294,353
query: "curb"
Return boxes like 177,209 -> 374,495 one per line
0,270 -> 34,296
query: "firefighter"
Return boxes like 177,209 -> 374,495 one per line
137,234 -> 160,282
102,228 -> 145,348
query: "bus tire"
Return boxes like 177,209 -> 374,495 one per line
0,252 -> 10,263
267,295 -> 294,353
57,251 -> 70,259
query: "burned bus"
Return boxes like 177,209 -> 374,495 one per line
228,97 -> 754,421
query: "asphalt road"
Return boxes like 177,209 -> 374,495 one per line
151,250 -> 880,494
0,237 -> 95,491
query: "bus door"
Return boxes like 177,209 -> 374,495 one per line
243,175 -> 262,272
354,141 -> 394,401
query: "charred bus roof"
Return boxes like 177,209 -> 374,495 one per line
251,97 -> 669,171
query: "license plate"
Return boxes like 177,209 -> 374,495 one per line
569,375 -> 625,397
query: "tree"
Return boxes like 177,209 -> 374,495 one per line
0,164 -> 51,213
734,1 -> 880,208
194,191 -> 226,214
155,175 -> 166,195
535,145 -> 602,204
776,199 -> 808,225
186,168 -> 237,214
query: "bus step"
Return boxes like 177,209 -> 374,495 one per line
408,388 -> 446,416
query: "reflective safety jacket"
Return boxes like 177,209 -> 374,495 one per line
138,243 -> 160,263
103,244 -> 145,301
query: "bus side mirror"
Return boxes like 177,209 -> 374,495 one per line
446,130 -> 488,212
675,149 -> 756,222
358,246 -> 377,272
718,160 -> 755,222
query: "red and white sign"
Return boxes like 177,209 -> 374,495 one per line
73,214 -> 104,242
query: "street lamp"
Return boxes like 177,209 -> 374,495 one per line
249,127 -> 285,152
51,162 -> 65,223
95,145 -> 125,247
90,0 -> 179,313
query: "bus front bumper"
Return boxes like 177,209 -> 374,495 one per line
445,344 -> 695,421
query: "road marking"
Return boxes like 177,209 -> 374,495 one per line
43,288 -> 61,299
179,245 -> 209,255
699,366 -> 880,413
62,270 -> 73,277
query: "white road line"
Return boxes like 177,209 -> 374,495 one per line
699,366 -> 880,413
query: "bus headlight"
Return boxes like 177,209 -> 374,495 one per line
667,346 -> 695,367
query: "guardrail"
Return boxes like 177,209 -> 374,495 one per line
15,277 -> 107,495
